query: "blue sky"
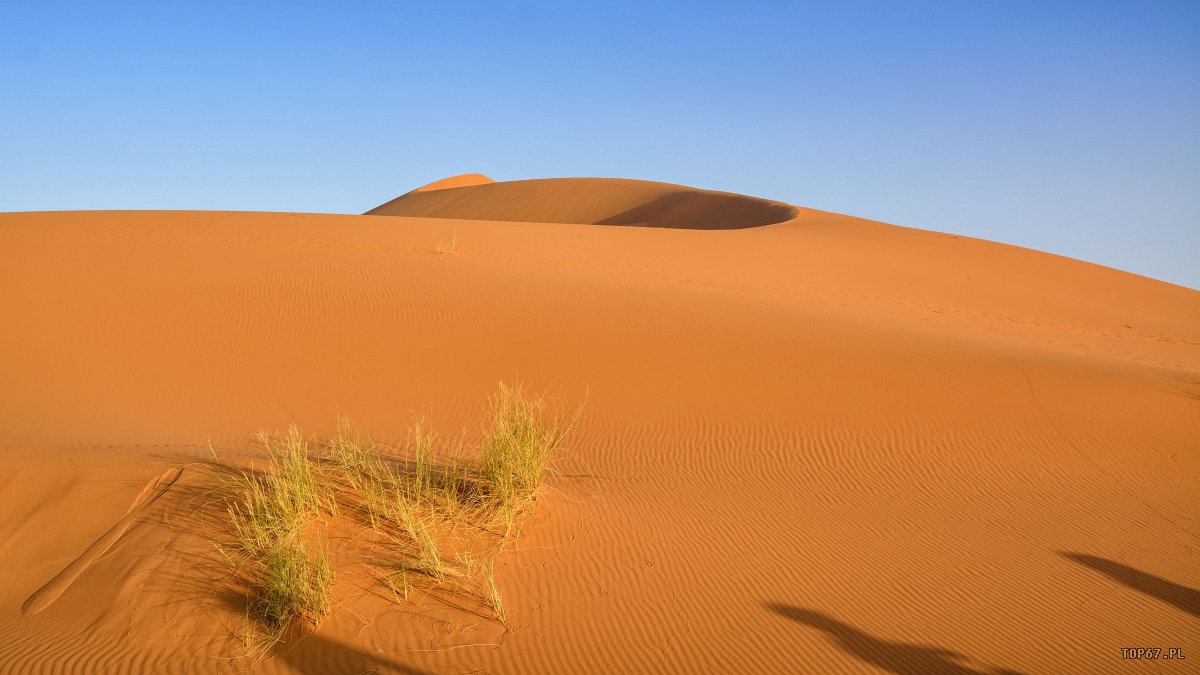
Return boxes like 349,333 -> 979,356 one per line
2,1 -> 1197,288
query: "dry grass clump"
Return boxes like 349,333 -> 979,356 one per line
218,381 -> 580,655
328,417 -> 472,524
324,418 -> 465,584
481,382 -> 580,531
433,228 -> 460,256
483,557 -> 505,624
220,427 -> 336,658
228,427 -> 330,557
260,539 -> 333,628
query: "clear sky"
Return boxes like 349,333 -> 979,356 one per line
3,1 -> 1197,288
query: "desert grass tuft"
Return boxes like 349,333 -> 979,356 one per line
258,538 -> 334,628
480,381 -> 580,531
228,426 -> 327,558
433,228 -> 460,256
222,427 -> 336,655
326,415 -> 384,494
483,557 -> 505,623
409,417 -> 435,503
386,495 -> 448,581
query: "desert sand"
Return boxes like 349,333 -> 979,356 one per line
1,175 -> 1197,673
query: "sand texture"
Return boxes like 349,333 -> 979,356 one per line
1,177 -> 1197,673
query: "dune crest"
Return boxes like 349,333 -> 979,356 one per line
365,176 -> 799,229
20,467 -> 183,616
411,172 -> 494,192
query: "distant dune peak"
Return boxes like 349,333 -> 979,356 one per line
412,173 -> 495,192
365,176 -> 799,230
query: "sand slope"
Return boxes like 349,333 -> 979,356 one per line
1,178 -> 1197,674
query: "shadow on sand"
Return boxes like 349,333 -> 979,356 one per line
278,631 -> 431,675
594,190 -> 797,230
766,604 -> 1025,675
1059,552 -> 1200,618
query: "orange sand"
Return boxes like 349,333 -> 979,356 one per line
1,176 -> 1196,673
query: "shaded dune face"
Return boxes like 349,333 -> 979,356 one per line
365,177 -> 800,229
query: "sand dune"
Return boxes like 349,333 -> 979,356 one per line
366,176 -> 799,229
409,172 -> 495,193
1,177 -> 1197,673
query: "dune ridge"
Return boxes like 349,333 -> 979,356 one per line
21,467 -> 184,616
410,172 -> 495,193
0,177 -> 1196,673
365,176 -> 800,229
